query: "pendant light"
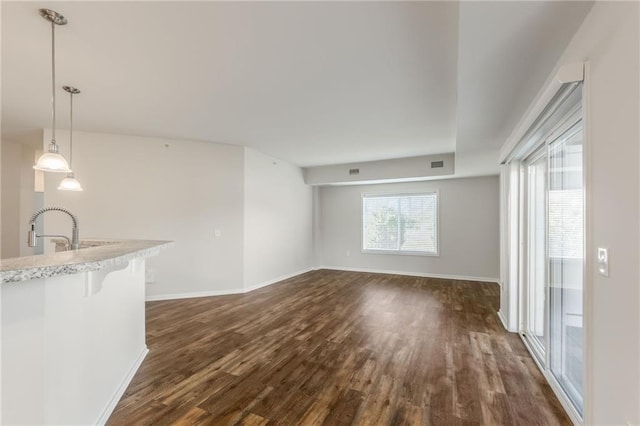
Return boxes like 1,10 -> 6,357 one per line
58,86 -> 83,191
34,9 -> 71,173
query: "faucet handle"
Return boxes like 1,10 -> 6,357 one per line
27,228 -> 38,247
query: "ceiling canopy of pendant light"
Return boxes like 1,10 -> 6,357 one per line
34,9 -> 71,173
58,86 -> 83,191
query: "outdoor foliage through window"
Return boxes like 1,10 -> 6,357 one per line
362,193 -> 437,254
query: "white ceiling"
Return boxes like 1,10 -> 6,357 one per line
2,1 -> 592,169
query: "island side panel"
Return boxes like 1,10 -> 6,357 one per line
2,258 -> 147,425
1,277 -> 47,425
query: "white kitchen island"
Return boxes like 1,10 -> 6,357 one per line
0,239 -> 171,425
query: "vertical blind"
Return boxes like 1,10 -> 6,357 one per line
362,192 -> 438,255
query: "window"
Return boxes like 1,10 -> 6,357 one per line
362,192 -> 438,255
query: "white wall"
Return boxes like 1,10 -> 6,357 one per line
1,141 -> 21,259
1,138 -> 3,261
1,139 -> 40,259
318,176 -> 499,281
501,2 -> 640,424
243,148 -> 314,289
43,129 -> 246,298
575,3 -> 639,423
40,130 -> 315,299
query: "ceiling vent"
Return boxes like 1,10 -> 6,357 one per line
349,168 -> 360,175
430,161 -> 444,168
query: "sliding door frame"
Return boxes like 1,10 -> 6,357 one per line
516,99 -> 586,425
520,146 -> 549,367
499,63 -> 590,425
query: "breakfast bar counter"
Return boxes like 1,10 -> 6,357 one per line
1,238 -> 172,425
1,238 -> 172,283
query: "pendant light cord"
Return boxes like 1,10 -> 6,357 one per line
69,92 -> 73,167
51,21 -> 57,145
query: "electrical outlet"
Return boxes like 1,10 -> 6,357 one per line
215,229 -> 221,238
145,269 -> 156,284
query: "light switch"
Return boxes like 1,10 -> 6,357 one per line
597,248 -> 609,277
214,229 -> 221,238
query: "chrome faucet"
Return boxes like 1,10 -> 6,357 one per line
28,207 -> 80,250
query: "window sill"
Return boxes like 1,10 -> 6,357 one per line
361,249 -> 439,257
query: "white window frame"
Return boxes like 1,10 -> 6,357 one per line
361,191 -> 439,257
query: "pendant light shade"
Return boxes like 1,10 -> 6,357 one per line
34,9 -> 71,173
58,85 -> 83,191
34,143 -> 71,172
58,175 -> 83,191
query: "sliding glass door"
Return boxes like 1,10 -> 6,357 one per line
524,149 -> 548,362
520,109 -> 584,419
548,121 -> 584,414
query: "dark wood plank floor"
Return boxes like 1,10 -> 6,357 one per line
108,269 -> 570,425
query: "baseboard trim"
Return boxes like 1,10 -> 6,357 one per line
146,288 -> 244,301
317,265 -> 499,284
145,266 -> 497,302
244,267 -> 316,293
145,267 -> 316,301
96,346 -> 149,426
497,310 -> 510,331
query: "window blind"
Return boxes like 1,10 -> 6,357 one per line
362,193 -> 438,255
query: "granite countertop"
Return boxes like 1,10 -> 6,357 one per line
0,239 -> 173,284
